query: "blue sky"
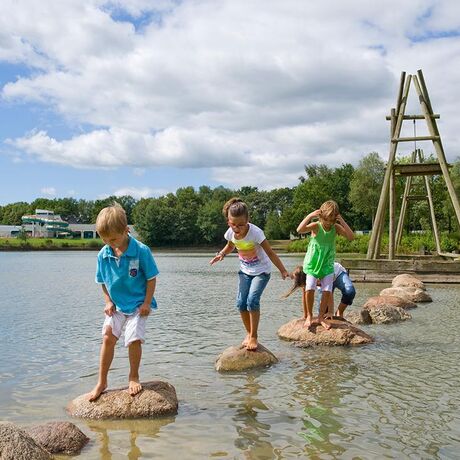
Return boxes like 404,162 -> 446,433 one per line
1,0 -> 460,205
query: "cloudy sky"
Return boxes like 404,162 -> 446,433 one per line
1,0 -> 460,204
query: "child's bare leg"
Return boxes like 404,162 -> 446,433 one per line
303,290 -> 315,328
246,310 -> 260,351
89,327 -> 117,401
318,291 -> 332,330
240,311 -> 251,346
335,302 -> 347,317
128,340 -> 143,396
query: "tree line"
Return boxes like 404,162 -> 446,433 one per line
1,153 -> 459,246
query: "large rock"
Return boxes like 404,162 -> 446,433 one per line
215,344 -> 278,372
392,273 -> 426,290
277,318 -> 373,347
26,421 -> 89,455
380,287 -> 432,303
365,305 -> 411,324
0,422 -> 52,460
363,295 -> 417,310
67,381 -> 178,420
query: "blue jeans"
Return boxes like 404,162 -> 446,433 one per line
236,271 -> 271,312
333,271 -> 356,306
315,272 -> 356,312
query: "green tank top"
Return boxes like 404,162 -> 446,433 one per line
303,222 -> 336,278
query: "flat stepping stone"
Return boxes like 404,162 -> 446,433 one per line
215,344 -> 278,372
67,381 -> 178,420
0,422 -> 52,460
363,295 -> 417,310
380,287 -> 432,303
392,273 -> 426,290
277,318 -> 373,347
26,421 -> 89,455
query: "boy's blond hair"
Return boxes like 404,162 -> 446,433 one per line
96,203 -> 128,237
319,200 -> 339,224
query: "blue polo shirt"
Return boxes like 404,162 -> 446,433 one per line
96,235 -> 159,314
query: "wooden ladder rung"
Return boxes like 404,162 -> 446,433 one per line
386,114 -> 440,120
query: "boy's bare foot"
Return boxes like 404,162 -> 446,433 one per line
241,334 -> 251,347
319,318 -> 332,330
128,379 -> 143,396
246,337 -> 258,351
88,383 -> 107,402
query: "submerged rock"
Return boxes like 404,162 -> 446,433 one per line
380,287 -> 432,303
392,273 -> 426,290
277,318 -> 373,347
26,421 -> 89,455
363,295 -> 417,310
67,381 -> 178,420
0,422 -> 52,460
215,344 -> 278,372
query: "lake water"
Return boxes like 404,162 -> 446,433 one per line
1,251 -> 459,459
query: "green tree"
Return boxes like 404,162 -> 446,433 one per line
349,152 -> 385,228
197,200 -> 227,243
0,202 -> 32,225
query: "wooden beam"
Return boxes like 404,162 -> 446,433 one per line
406,195 -> 428,200
392,135 -> 440,143
367,73 -> 412,259
386,114 -> 440,120
392,163 -> 446,176
389,170 -> 395,260
413,73 -> 460,227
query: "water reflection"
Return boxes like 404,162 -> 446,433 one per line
229,372 -> 276,460
292,348 -> 357,458
84,417 -> 176,460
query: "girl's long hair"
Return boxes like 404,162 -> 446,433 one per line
282,266 -> 306,298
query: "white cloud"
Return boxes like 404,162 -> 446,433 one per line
1,0 -> 460,189
99,186 -> 169,199
40,187 -> 56,196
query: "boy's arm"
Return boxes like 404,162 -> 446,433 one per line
335,215 -> 354,241
297,210 -> 321,234
260,240 -> 289,279
101,284 -> 115,316
209,241 -> 235,265
139,278 -> 156,316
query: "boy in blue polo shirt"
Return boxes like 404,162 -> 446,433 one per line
88,203 -> 159,401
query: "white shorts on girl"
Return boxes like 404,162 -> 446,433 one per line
102,308 -> 147,347
305,273 -> 334,292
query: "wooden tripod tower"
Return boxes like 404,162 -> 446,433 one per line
366,69 -> 460,260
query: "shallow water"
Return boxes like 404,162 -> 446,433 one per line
1,251 -> 459,459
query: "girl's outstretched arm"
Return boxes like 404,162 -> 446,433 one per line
209,241 -> 235,265
297,210 -> 321,234
260,240 -> 290,279
335,215 -> 354,241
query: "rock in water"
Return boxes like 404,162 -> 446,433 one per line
67,381 -> 178,420
364,305 -> 411,324
392,273 -> 426,290
345,309 -> 372,325
363,295 -> 417,310
379,287 -> 432,303
0,422 -> 52,460
215,344 -> 278,372
277,318 -> 373,347
26,421 -> 89,455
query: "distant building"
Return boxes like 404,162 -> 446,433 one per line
0,209 -> 137,239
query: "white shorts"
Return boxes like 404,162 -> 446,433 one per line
102,309 -> 147,347
305,273 -> 334,292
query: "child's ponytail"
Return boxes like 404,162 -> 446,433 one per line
282,266 -> 306,298
223,197 -> 249,220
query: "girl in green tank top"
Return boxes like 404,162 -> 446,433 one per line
296,201 -> 354,330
